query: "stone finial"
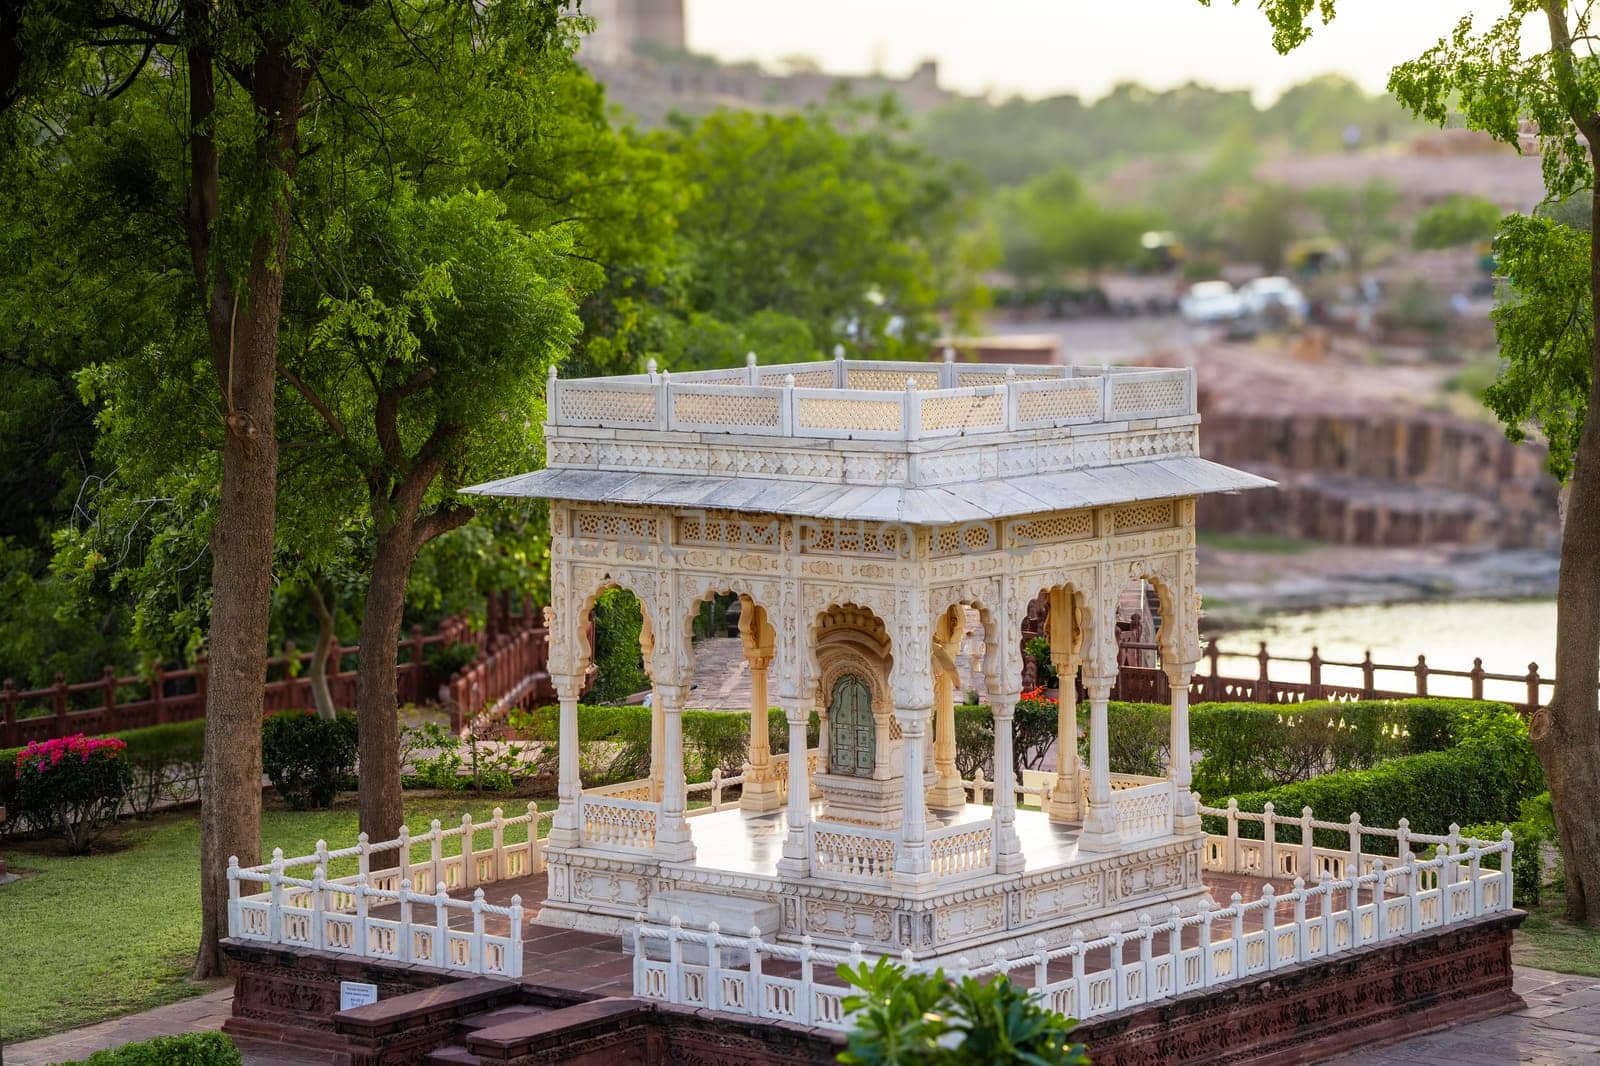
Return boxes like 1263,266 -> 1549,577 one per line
746,351 -> 757,368
833,344 -> 845,360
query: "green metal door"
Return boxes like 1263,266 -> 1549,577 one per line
828,674 -> 875,777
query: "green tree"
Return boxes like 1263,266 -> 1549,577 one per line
1413,194 -> 1505,251
1,0 -> 581,974
1214,0 -> 1600,925
660,96 -> 983,357
282,188 -> 582,837
1305,179 -> 1401,276
995,166 -> 1151,285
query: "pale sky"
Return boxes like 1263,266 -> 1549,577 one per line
684,1 -> 1488,104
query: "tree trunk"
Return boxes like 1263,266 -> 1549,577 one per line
1527,187 -> 1600,924
356,525 -> 416,844
192,38 -> 310,979
308,577 -> 338,721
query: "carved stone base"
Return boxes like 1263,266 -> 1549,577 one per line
814,771 -> 903,828
1077,912 -> 1525,1065
925,778 -> 968,810
738,774 -> 785,814
542,836 -> 1208,963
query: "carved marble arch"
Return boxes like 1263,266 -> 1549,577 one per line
563,566 -> 661,680
671,574 -> 783,686
1010,569 -> 1101,682
809,605 -> 894,717
926,581 -> 1005,696
1120,554 -> 1197,665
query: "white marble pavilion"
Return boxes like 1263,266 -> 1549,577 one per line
466,352 -> 1271,962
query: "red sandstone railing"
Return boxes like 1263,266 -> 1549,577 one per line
1112,641 -> 1556,715
1,594 -> 553,747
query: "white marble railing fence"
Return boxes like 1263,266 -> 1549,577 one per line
227,803 -> 548,978
633,828 -> 1514,1031
549,358 -> 1194,440
809,819 -> 898,883
1197,798 -> 1485,884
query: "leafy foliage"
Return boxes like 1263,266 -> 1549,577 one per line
1413,194 -> 1504,250
11,734 -> 132,852
837,957 -> 1088,1066
77,1032 -> 243,1066
260,712 -> 359,811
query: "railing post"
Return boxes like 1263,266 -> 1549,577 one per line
461,813 -> 476,890
227,857 -> 241,936
354,878 -> 369,956
706,922 -> 722,1012
1308,647 -> 1322,700
798,934 -> 814,1025
1414,655 -> 1428,697
1526,663 -> 1541,716
1291,878 -> 1308,962
430,819 -> 444,891
1347,812 -> 1362,881
1372,860 -> 1387,939
268,848 -> 285,944
435,884 -> 450,968
507,895 -> 524,980
1225,798 -> 1240,872
1499,830 -> 1514,912
1262,883 -> 1278,968
902,377 -> 919,441
1071,931 -> 1089,1010
1229,893 -> 1245,976
1254,643 -> 1270,703
490,807 -> 505,883
1262,801 -> 1277,877
1167,905 -> 1184,994
528,801 -> 544,874
470,890 -> 486,974
749,926 -> 766,1017
1471,658 -> 1485,701
1405,849 -> 1421,933
781,373 -> 796,436
1299,806 -> 1314,880
398,880 -> 414,964
53,671 -> 68,735
311,865 -> 327,951
1361,651 -> 1375,699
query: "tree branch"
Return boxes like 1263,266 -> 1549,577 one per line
277,363 -> 348,440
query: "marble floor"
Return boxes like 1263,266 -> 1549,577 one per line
679,802 -> 1171,877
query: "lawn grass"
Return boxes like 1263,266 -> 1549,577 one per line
1513,897 -> 1600,978
0,794 -> 553,1044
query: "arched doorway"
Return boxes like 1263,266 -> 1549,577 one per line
827,673 -> 875,777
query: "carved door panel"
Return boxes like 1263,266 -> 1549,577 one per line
827,674 -> 875,777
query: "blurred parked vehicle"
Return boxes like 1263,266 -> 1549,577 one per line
1179,280 -> 1244,324
1239,276 -> 1310,327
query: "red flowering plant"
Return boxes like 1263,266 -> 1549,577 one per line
1014,688 -> 1061,778
14,733 -> 133,853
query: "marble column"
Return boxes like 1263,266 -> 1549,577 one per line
546,674 -> 585,849
741,652 -> 783,812
654,682 -> 696,863
895,706 -> 933,883
777,701 -> 812,877
1167,661 -> 1201,835
647,694 -> 664,802
1078,674 -> 1121,852
990,692 -> 1025,873
927,655 -> 966,808
1046,656 -> 1082,823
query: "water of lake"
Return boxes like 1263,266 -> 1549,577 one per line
1204,598 -> 1560,705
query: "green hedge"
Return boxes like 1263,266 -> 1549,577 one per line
69,1032 -> 242,1066
1190,698 -> 1469,798
3,718 -> 207,834
1462,792 -> 1555,906
1205,704 -> 1544,856
507,704 -> 820,786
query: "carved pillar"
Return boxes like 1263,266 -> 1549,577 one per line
640,615 -> 663,802
547,673 -> 585,849
990,691 -> 1025,873
777,700 -> 811,877
1167,660 -> 1200,835
1078,674 -> 1121,852
654,682 -> 695,863
895,706 -> 933,883
928,659 -> 965,809
741,650 -> 782,812
1047,653 -> 1082,823
1044,587 -> 1082,824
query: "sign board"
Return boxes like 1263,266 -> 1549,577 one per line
339,981 -> 379,1011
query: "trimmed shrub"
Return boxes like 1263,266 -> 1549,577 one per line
261,710 -> 358,810
73,1032 -> 243,1066
113,719 -> 206,815
587,588 -> 648,703
12,733 -> 133,853
1206,704 -> 1544,855
1189,698 -> 1471,799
